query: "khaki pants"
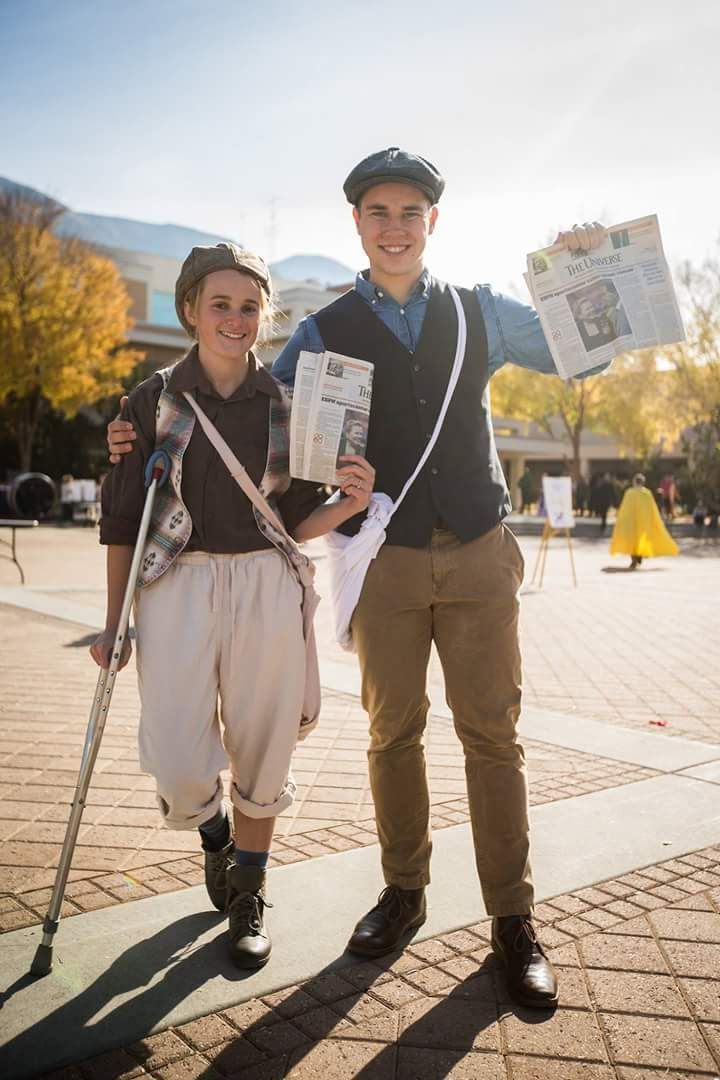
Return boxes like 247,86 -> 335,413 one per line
352,524 -> 533,916
134,550 -> 306,829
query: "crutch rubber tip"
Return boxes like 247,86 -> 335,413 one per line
30,943 -> 53,976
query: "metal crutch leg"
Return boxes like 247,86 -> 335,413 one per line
30,450 -> 170,977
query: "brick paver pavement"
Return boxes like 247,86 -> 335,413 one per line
0,605 -> 657,930
3,526 -> 719,741
32,846 -> 720,1080
3,527 -> 720,1078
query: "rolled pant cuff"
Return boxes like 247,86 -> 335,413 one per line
157,790 -> 225,831
230,779 -> 296,819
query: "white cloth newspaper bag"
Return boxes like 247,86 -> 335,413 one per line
325,285 -> 468,651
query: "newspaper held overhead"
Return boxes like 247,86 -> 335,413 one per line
290,350 -> 374,485
526,215 -> 685,379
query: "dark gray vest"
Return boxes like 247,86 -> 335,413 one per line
313,278 -> 510,547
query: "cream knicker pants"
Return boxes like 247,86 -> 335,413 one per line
134,549 -> 306,829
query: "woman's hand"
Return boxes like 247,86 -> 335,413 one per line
108,396 -> 136,464
89,628 -> 132,671
336,455 -> 376,515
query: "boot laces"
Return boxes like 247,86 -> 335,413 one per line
227,889 -> 272,937
511,917 -> 544,956
377,885 -> 412,920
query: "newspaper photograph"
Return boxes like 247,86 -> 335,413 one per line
290,350 -> 374,485
526,215 -> 686,379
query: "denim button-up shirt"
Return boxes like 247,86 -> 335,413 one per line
272,268 -> 607,387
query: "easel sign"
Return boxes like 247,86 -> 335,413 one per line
531,476 -> 578,587
543,476 -> 574,529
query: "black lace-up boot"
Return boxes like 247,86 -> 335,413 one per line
492,915 -> 559,1008
226,864 -> 273,969
201,837 -> 234,912
347,886 -> 426,957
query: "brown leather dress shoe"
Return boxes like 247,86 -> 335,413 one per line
492,915 -> 559,1008
347,886 -> 426,957
226,865 -> 272,970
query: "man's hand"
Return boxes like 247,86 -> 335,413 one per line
108,395 -> 136,464
554,221 -> 607,252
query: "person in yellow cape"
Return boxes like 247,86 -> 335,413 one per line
610,473 -> 679,569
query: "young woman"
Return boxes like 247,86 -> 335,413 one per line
91,242 -> 374,969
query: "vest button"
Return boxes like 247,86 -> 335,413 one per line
430,467 -> 439,476
419,398 -> 427,406
414,364 -> 421,373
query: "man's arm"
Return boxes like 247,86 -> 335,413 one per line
271,314 -> 325,387
483,222 -> 609,380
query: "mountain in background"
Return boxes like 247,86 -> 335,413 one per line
0,177 -> 234,259
0,177 -> 355,284
270,254 -> 355,287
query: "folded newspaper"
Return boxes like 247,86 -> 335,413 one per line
290,350 -> 374,485
526,215 -> 685,378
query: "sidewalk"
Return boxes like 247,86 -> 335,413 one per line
1,529 -> 719,1078
26,847 -> 720,1080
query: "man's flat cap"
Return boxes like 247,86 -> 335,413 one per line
343,147 -> 445,205
175,242 -> 271,333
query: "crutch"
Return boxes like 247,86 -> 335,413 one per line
30,449 -> 171,977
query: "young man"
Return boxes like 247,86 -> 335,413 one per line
107,149 -> 607,1007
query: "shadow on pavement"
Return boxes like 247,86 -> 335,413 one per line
600,565 -> 667,573
1,927 -> 556,1080
206,950 -> 556,1080
64,629 -> 136,648
1,911 -> 231,1079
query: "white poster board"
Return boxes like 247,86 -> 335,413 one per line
542,476 -> 575,529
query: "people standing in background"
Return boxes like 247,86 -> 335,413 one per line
59,474 -> 76,523
659,473 -> 677,520
594,472 -> 615,533
574,474 -> 589,516
518,466 -> 535,514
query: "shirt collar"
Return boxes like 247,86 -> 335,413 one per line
355,268 -> 432,305
167,345 -> 280,401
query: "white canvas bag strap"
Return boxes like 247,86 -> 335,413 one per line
389,284 -> 467,518
182,390 -> 296,547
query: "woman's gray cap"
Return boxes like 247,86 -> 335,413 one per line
343,147 -> 445,206
175,242 -> 271,332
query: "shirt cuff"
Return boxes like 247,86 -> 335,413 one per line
99,514 -> 141,546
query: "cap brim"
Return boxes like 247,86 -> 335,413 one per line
348,175 -> 438,205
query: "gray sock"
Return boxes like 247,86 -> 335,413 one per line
198,807 -> 230,851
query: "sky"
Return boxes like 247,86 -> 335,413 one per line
1,0 -> 719,294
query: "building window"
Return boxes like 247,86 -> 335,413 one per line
123,279 -> 148,321
150,291 -> 180,327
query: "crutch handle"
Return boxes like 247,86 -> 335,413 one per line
145,449 -> 171,488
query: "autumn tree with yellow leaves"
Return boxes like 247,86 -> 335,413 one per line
663,247 -> 720,422
490,364 -> 607,483
0,193 -> 141,472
